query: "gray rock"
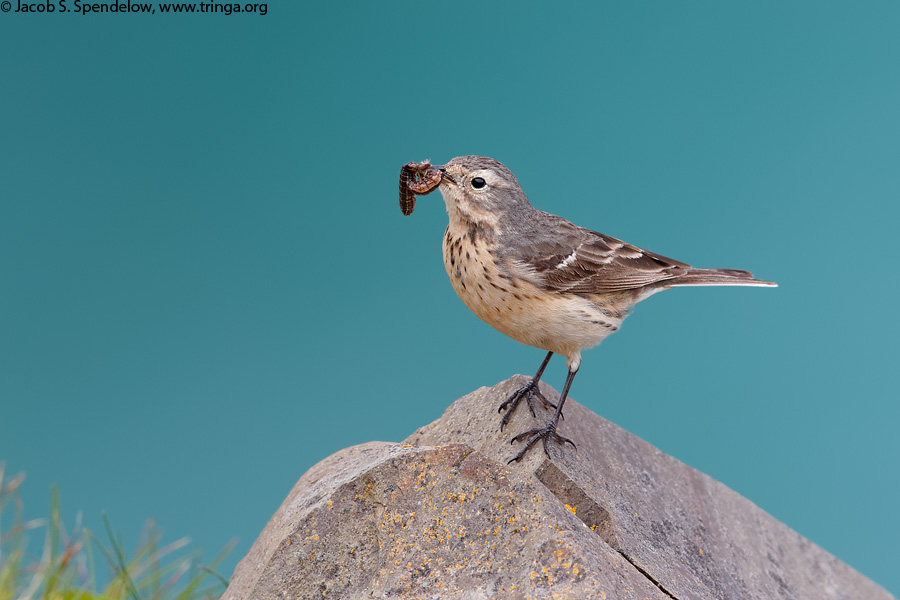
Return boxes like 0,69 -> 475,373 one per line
224,377 -> 894,600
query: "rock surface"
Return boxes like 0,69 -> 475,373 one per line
224,377 -> 894,600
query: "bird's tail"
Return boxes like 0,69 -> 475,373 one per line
672,268 -> 777,287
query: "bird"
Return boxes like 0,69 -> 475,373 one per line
400,155 -> 776,462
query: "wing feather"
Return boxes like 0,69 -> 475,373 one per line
513,214 -> 690,294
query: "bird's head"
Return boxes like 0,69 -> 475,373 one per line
437,156 -> 532,223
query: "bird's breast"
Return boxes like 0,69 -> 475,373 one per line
442,223 -> 624,357
443,224 -> 524,327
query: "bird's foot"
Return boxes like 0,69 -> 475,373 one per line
507,422 -> 576,463
498,379 -> 556,431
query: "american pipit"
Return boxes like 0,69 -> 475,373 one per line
400,156 -> 776,462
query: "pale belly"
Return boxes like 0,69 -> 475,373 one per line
442,232 -> 625,358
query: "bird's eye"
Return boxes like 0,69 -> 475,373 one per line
471,177 -> 486,189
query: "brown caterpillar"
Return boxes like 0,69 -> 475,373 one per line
399,160 -> 443,215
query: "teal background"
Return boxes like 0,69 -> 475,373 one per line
2,1 -> 898,594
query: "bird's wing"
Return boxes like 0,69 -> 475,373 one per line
511,214 -> 691,294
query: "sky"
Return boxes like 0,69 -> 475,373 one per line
1,1 -> 898,595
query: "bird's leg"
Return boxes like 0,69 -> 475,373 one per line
508,366 -> 578,463
498,351 -> 555,431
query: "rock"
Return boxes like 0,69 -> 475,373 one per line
224,377 -> 894,600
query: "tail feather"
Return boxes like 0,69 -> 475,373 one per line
672,268 -> 777,287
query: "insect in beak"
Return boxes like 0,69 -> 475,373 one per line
398,160 -> 444,216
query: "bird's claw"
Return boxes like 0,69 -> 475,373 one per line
498,379 -> 556,431
507,423 -> 576,463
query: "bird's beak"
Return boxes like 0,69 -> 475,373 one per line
434,165 -> 455,185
